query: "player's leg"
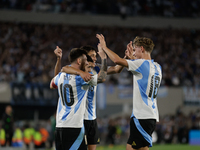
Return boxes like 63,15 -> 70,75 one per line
127,117 -> 156,150
126,143 -> 134,150
88,145 -> 97,150
126,144 -> 149,150
84,119 -> 100,150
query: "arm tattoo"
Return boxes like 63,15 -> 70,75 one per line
97,71 -> 107,83
101,59 -> 107,71
97,59 -> 107,83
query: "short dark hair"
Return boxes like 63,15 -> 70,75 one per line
86,55 -> 93,63
80,45 -> 96,53
68,48 -> 88,63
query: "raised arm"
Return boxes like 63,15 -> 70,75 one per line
54,46 -> 62,76
96,34 -> 128,67
107,65 -> 124,75
97,44 -> 107,83
107,41 -> 134,74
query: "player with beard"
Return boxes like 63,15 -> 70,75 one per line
50,47 -> 107,150
54,43 -> 133,150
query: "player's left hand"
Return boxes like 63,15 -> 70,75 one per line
96,34 -> 107,50
97,43 -> 107,59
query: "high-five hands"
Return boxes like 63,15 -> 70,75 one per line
125,41 -> 135,59
97,43 -> 107,59
96,34 -> 107,50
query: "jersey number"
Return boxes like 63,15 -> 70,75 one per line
148,75 -> 160,99
60,83 -> 74,106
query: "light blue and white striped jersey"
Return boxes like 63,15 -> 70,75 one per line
126,59 -> 162,122
54,72 -> 97,128
84,66 -> 100,120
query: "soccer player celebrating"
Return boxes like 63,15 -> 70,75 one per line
50,48 -> 107,150
55,43 -> 133,150
96,34 -> 162,150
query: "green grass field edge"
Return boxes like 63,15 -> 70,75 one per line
96,144 -> 200,150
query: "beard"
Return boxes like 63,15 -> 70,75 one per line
80,60 -> 86,71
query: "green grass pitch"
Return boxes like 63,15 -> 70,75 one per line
96,144 -> 200,150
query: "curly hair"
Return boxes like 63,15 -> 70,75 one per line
133,36 -> 155,53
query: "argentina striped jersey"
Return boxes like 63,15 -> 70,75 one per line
54,72 -> 97,128
126,59 -> 162,122
84,66 -> 100,120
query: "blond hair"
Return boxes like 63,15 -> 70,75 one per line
133,36 -> 155,53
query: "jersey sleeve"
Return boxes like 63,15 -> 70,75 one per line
126,59 -> 145,73
94,64 -> 101,73
78,74 -> 97,86
87,74 -> 98,86
54,72 -> 62,86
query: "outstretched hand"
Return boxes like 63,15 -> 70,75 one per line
97,43 -> 107,59
125,41 -> 135,59
96,34 -> 107,49
54,46 -> 62,59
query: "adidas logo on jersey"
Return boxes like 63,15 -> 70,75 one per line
64,75 -> 72,80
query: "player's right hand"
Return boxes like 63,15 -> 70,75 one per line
80,72 -> 93,82
125,41 -> 135,59
54,46 -> 62,59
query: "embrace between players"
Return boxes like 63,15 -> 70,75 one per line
50,34 -> 162,150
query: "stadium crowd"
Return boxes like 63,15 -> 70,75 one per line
1,0 -> 200,18
0,22 -> 200,87
0,107 -> 200,148
98,107 -> 200,145
1,1 -> 200,149
0,107 -> 56,149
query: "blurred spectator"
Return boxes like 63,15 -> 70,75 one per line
33,124 -> 43,149
0,110 -> 199,146
11,125 -> 23,147
0,22 -> 200,87
23,123 -> 34,149
106,119 -> 117,146
49,112 -> 56,149
39,125 -> 49,148
1,0 -> 200,18
1,105 -> 14,147
0,123 -> 6,146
